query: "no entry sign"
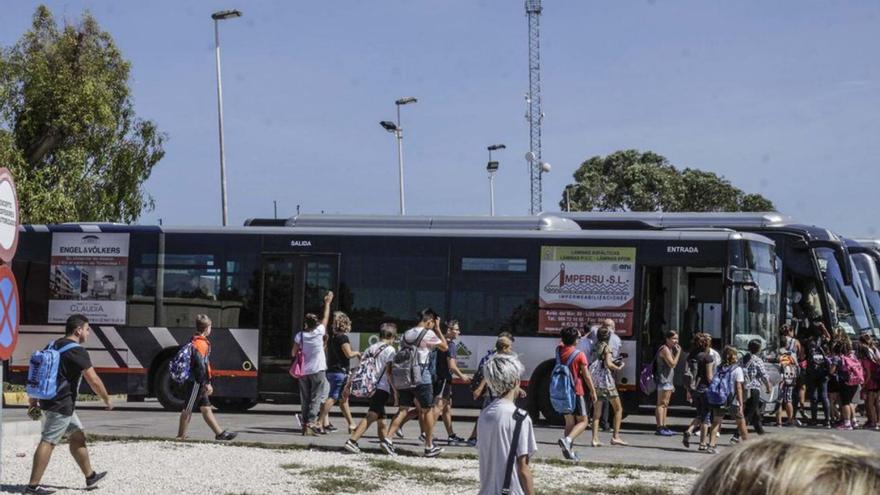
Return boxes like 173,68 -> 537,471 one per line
0,168 -> 19,264
0,264 -> 19,361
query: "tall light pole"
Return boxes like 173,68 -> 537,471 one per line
487,144 -> 506,216
212,9 -> 241,226
380,97 -> 417,215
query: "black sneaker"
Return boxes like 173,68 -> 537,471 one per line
24,486 -> 55,495
215,430 -> 238,441
447,434 -> 466,445
682,431 -> 691,448
380,438 -> 396,456
344,439 -> 361,454
424,445 -> 444,457
85,470 -> 107,489
325,424 -> 339,432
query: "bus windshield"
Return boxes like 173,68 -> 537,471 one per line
853,253 -> 880,335
815,247 -> 871,335
730,242 -> 780,352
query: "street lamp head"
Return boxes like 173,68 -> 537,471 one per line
487,161 -> 500,173
395,97 -> 418,106
488,144 -> 506,151
212,9 -> 243,20
380,121 -> 398,132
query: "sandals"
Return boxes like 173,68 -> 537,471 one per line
591,439 -> 603,447
610,438 -> 628,446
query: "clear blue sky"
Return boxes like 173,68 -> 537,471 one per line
3,1 -> 879,236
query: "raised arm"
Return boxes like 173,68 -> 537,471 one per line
320,291 -> 334,328
432,317 -> 448,352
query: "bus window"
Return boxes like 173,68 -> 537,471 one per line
339,237 -> 447,333
11,232 -> 51,324
128,232 -> 159,325
730,241 -> 780,354
450,255 -> 537,337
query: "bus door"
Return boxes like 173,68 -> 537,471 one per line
639,266 -> 723,405
257,254 -> 339,399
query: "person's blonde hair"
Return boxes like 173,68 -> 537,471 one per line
690,435 -> 880,495
332,311 -> 352,333
195,314 -> 212,333
495,336 -> 513,354
722,345 -> 738,365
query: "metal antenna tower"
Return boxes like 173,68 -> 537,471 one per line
525,0 -> 544,215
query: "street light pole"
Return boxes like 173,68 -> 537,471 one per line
487,144 -> 505,216
396,104 -> 405,215
212,9 -> 241,226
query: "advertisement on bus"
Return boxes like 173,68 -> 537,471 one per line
48,233 -> 129,324
538,246 -> 636,336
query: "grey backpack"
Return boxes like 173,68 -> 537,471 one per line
390,329 -> 429,390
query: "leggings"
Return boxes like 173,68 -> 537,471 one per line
743,388 -> 765,434
807,374 -> 830,423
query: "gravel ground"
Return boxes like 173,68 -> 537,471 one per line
1,435 -> 698,494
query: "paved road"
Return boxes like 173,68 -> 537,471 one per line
5,400 -> 880,469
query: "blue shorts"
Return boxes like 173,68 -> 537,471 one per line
41,411 -> 83,445
326,372 -> 349,401
398,383 -> 434,409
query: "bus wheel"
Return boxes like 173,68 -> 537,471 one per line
155,358 -> 187,411
530,361 -> 564,425
211,397 -> 258,412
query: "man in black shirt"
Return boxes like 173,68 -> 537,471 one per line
26,314 -> 113,495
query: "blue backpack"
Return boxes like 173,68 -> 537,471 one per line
549,348 -> 582,414
170,342 -> 194,384
707,364 -> 738,406
26,341 -> 81,400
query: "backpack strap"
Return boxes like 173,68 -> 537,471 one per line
56,342 -> 81,354
501,408 -> 529,495
564,349 -> 581,367
374,344 -> 391,382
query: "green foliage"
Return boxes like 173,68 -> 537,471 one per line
561,149 -> 774,213
0,5 -> 165,224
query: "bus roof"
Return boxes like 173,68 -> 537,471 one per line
19,221 -> 775,244
284,214 -> 583,231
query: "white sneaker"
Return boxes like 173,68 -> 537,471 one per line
380,439 -> 397,456
557,437 -> 573,459
344,439 -> 361,454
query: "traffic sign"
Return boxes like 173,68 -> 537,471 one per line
0,264 -> 19,361
0,168 -> 19,264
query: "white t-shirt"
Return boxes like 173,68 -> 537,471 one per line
402,327 -> 442,365
710,348 -> 722,367
365,342 -> 397,393
477,399 -> 538,495
294,324 -> 327,375
720,365 -> 746,406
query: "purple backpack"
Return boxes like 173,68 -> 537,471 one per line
639,351 -> 659,395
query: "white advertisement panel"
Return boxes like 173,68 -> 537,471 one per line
48,233 -> 129,324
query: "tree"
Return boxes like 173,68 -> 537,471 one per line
560,150 -> 774,213
0,6 -> 165,224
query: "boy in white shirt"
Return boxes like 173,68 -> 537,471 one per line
291,291 -> 333,435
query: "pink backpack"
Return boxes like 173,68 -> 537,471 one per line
841,353 -> 865,386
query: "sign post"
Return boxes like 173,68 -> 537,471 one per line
0,167 -> 21,483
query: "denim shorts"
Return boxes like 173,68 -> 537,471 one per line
326,372 -> 349,401
41,411 -> 83,445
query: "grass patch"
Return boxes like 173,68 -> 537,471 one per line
607,466 -> 639,480
280,462 -> 305,470
365,458 -> 476,486
301,465 -> 378,494
540,456 -> 697,475
549,482 -> 674,495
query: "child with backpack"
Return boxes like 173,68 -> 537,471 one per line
682,333 -> 715,450
589,327 -> 626,447
176,314 -> 237,441
805,334 -> 832,427
830,337 -> 864,430
467,333 -> 516,446
386,308 -> 448,457
554,327 -> 597,461
345,323 -> 398,455
732,340 -> 771,443
706,346 -> 747,454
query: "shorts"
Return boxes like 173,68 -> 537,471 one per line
326,372 -> 349,401
568,395 -> 588,418
659,383 -> 675,392
368,389 -> 391,418
398,383 -> 434,409
712,404 -> 743,421
41,411 -> 83,445
840,384 -> 858,406
184,381 -> 212,412
692,391 -> 711,425
597,387 -> 619,400
433,379 -> 453,401
779,384 -> 794,404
